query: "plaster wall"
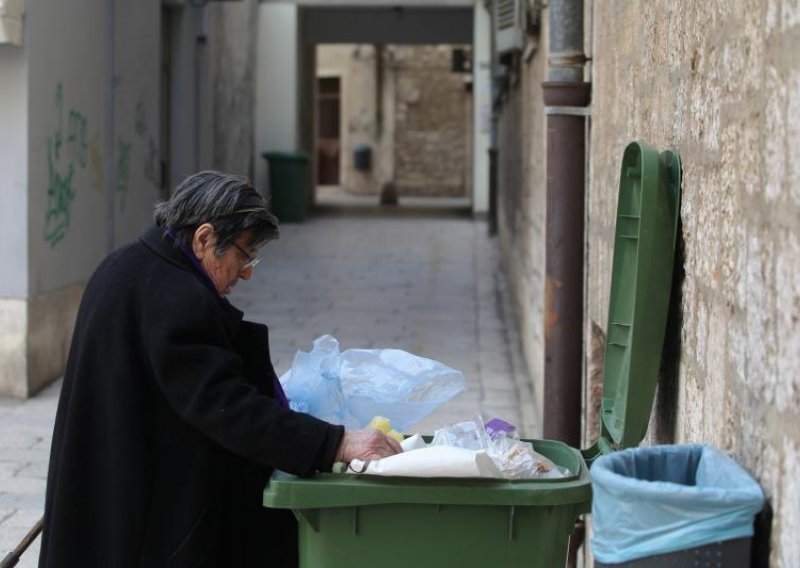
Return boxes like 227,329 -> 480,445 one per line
167,5 -> 213,188
0,45 -> 28,299
208,0 -> 259,179
112,0 -> 162,245
255,4 -> 299,197
588,2 -> 800,564
27,0 -> 112,294
316,44 -> 379,194
496,18 -> 549,434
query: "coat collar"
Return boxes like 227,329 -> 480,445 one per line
140,225 -> 244,335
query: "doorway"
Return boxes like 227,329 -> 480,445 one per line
316,76 -> 341,186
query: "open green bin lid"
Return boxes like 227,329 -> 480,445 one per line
599,141 -> 682,451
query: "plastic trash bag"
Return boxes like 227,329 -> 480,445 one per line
430,417 -> 570,479
280,335 -> 466,430
280,335 -> 358,427
591,444 -> 765,564
346,446 -> 502,478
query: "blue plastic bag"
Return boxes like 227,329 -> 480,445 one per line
591,444 -> 765,564
280,335 -> 466,430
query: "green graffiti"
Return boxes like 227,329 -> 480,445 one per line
44,83 -> 87,247
53,84 -> 63,159
144,137 -> 158,185
116,139 -> 132,212
44,138 -> 76,247
67,109 -> 88,168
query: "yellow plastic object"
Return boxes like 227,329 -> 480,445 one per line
386,430 -> 403,442
368,416 -> 392,434
368,416 -> 404,442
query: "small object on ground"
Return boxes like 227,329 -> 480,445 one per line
380,182 -> 399,206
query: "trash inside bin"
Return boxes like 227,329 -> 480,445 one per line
262,151 -> 309,222
591,444 -> 765,567
263,141 -> 684,567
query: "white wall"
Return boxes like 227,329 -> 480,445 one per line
0,0 -> 256,396
25,0 -> 161,294
471,1 -> 490,215
26,0 -> 113,295
0,44 -> 28,298
255,3 -> 299,196
0,43 -> 29,396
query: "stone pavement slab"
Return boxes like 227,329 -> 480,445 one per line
0,379 -> 60,568
0,205 -> 536,566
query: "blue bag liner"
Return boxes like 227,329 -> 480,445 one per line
591,444 -> 764,564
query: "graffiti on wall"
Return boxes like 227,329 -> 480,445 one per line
45,83 -> 88,247
135,100 -> 147,137
135,96 -> 160,187
115,139 -> 132,213
90,133 -> 104,191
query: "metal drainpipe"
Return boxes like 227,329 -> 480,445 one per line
105,0 -> 116,252
541,0 -> 590,447
485,0 -> 498,236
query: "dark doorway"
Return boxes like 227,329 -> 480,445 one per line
317,76 -> 341,186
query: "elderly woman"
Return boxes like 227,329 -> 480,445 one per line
40,171 -> 401,568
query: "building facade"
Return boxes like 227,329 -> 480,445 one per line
493,1 -> 800,565
316,43 -> 472,198
0,0 -> 259,397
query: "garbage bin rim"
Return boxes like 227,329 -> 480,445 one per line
590,444 -> 764,500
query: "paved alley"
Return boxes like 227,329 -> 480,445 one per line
0,205 -> 535,566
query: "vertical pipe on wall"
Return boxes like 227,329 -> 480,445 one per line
105,0 -> 116,252
194,6 -> 208,171
541,0 -> 590,447
375,44 -> 384,139
485,0 -> 498,236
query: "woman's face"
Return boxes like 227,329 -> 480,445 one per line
191,224 -> 260,295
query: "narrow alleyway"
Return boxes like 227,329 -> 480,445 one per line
0,207 -> 535,567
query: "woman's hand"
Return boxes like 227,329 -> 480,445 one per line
335,429 -> 403,463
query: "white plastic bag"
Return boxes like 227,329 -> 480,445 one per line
346,446 -> 502,478
430,417 -> 570,479
280,335 -> 466,430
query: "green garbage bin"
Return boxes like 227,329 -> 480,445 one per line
262,151 -> 309,223
263,141 -> 683,568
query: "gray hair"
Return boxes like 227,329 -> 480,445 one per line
154,170 -> 279,254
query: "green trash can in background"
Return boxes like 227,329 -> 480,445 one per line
263,142 -> 683,567
262,151 -> 309,222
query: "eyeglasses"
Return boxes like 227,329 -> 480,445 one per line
230,241 -> 261,270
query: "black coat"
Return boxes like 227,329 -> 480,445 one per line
40,226 -> 344,568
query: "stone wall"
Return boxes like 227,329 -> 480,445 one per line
589,2 -> 799,564
496,34 -> 549,430
316,44 -> 471,197
495,1 -> 799,565
392,45 -> 471,197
